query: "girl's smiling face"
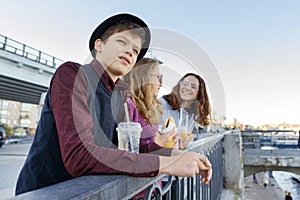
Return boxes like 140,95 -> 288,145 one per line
179,75 -> 199,103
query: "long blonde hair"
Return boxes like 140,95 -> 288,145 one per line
123,58 -> 163,124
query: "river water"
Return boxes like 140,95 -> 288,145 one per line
273,171 -> 300,200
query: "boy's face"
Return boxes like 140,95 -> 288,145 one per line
95,31 -> 142,81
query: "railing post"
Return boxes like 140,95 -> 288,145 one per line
53,57 -> 56,68
37,50 -> 41,62
195,175 -> 200,200
170,178 -> 180,200
223,130 -> 244,199
22,44 -> 25,57
3,36 -> 7,49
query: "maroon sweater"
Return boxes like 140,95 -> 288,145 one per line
51,59 -> 164,177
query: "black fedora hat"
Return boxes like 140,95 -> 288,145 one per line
89,13 -> 150,62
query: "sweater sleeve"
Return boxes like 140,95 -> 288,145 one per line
51,62 -> 159,178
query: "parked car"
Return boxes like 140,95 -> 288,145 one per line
13,127 -> 27,137
0,125 -> 6,148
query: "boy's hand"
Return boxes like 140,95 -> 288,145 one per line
159,152 -> 212,184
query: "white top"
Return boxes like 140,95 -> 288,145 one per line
263,172 -> 269,184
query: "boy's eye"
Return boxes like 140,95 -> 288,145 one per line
117,39 -> 126,45
133,49 -> 140,55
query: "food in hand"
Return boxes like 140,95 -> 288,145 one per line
163,117 -> 176,148
163,117 -> 175,129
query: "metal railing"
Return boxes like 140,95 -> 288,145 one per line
12,134 -> 224,200
179,134 -> 224,200
141,134 -> 224,200
0,34 -> 64,68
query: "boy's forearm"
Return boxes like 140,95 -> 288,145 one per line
158,156 -> 174,174
170,149 -> 184,156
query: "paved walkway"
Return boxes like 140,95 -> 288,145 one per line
244,172 -> 284,200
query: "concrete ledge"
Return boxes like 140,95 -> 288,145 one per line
10,175 -> 162,200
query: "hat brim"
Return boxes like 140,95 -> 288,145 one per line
89,13 -> 150,62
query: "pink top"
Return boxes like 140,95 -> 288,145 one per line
126,97 -> 172,156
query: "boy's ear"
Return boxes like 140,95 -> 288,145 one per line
94,39 -> 103,52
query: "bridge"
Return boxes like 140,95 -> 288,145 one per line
244,148 -> 300,176
241,130 -> 300,176
0,34 -> 62,104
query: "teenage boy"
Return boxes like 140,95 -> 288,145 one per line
16,13 -> 212,195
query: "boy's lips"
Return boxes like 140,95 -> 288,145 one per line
119,56 -> 130,65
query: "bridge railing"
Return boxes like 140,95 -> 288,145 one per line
12,134 -> 224,200
0,34 -> 64,68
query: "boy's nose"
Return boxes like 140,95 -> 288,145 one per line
125,47 -> 133,56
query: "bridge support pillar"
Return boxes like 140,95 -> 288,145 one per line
223,131 -> 244,199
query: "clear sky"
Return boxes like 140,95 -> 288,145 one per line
1,0 -> 300,126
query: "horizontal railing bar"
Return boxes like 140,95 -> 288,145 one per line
0,34 -> 64,68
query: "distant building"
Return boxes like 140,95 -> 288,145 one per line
0,99 -> 39,129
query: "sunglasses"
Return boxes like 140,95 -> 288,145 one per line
151,74 -> 163,84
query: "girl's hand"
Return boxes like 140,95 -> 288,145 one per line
154,126 -> 177,147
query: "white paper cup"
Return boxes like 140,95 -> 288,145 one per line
117,122 -> 142,153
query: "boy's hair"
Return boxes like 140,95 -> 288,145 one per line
91,20 -> 146,58
123,58 -> 163,124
